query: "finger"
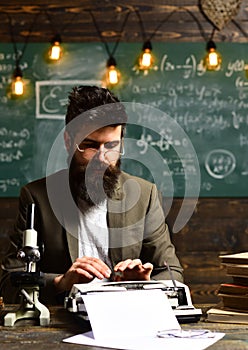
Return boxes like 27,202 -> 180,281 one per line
76,263 -> 105,279
75,267 -> 94,280
74,259 -> 111,279
72,260 -> 98,278
114,259 -> 143,273
77,256 -> 110,270
118,259 -> 143,271
77,257 -> 111,278
114,259 -> 132,271
125,258 -> 142,269
142,262 -> 153,271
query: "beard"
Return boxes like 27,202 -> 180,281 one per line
69,155 -> 121,211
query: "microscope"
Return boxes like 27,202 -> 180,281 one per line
4,203 -> 50,326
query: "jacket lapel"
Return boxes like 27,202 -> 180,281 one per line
66,230 -> 78,263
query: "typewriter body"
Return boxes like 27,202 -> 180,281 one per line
64,280 -> 202,323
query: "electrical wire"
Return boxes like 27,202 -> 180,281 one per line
5,11 -> 40,67
88,9 -> 131,58
149,6 -> 207,42
44,8 -> 79,38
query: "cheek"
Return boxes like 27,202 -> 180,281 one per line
70,151 -> 88,167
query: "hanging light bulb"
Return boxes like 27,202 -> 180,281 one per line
245,64 -> 248,79
204,40 -> 221,71
48,34 -> 62,61
105,56 -> 121,86
12,66 -> 24,96
138,40 -> 154,70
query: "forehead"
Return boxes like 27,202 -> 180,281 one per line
75,125 -> 122,144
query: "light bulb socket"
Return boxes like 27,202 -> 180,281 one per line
142,40 -> 152,52
13,66 -> 23,78
206,40 -> 216,52
51,33 -> 62,44
107,56 -> 117,67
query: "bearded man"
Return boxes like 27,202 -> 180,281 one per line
0,86 -> 183,304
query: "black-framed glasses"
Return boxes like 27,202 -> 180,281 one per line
75,140 -> 124,163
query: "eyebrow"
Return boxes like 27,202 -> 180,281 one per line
82,138 -> 99,143
80,138 -> 121,147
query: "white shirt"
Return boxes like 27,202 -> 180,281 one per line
78,200 -> 112,270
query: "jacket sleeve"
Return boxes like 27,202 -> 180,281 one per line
0,186 -> 29,304
109,177 -> 184,283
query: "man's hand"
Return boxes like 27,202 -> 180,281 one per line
113,259 -> 153,281
54,256 -> 111,292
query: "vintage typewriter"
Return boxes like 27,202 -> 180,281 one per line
64,280 -> 202,323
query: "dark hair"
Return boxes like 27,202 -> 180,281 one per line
65,86 -> 127,138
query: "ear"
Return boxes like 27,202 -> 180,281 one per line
64,131 -> 71,152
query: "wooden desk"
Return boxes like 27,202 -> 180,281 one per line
0,305 -> 248,350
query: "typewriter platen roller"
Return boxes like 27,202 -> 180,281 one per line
64,280 -> 202,323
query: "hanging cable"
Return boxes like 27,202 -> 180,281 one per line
89,9 -> 130,60
44,8 -> 79,61
147,6 -> 207,42
89,9 -> 131,86
5,11 -> 40,96
231,19 -> 248,39
133,6 -> 207,72
133,8 -> 155,71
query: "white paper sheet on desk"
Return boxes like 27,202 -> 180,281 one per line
63,330 -> 225,350
63,289 -> 225,349
80,289 -> 180,340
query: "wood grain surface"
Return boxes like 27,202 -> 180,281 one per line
0,0 -> 247,43
0,305 -> 248,349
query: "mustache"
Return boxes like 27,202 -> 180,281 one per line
69,155 -> 121,208
73,153 -> 121,172
82,159 -> 109,172
73,160 -> 117,179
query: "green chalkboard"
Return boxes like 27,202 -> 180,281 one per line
0,42 -> 248,197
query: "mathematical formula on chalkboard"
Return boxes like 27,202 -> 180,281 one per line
0,42 -> 248,197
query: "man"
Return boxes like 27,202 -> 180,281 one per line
0,86 -> 183,304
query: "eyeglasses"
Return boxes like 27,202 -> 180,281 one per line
75,140 -> 124,163
157,329 -> 214,339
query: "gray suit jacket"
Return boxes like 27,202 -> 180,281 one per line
0,169 -> 183,304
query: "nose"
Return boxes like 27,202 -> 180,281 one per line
97,144 -> 107,163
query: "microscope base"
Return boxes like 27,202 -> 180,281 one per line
4,286 -> 50,326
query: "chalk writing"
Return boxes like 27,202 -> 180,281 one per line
135,131 -> 198,185
228,96 -> 248,109
160,54 -> 206,78
0,140 -> 26,148
240,133 -> 248,147
137,133 -> 170,153
226,60 -> 247,77
0,178 -> 20,193
232,111 -> 248,129
0,63 -> 12,73
201,182 -> 213,192
36,80 -> 102,119
0,128 -> 29,163
0,128 -> 30,139
0,150 -> 23,162
136,132 -> 189,154
205,149 -> 236,179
